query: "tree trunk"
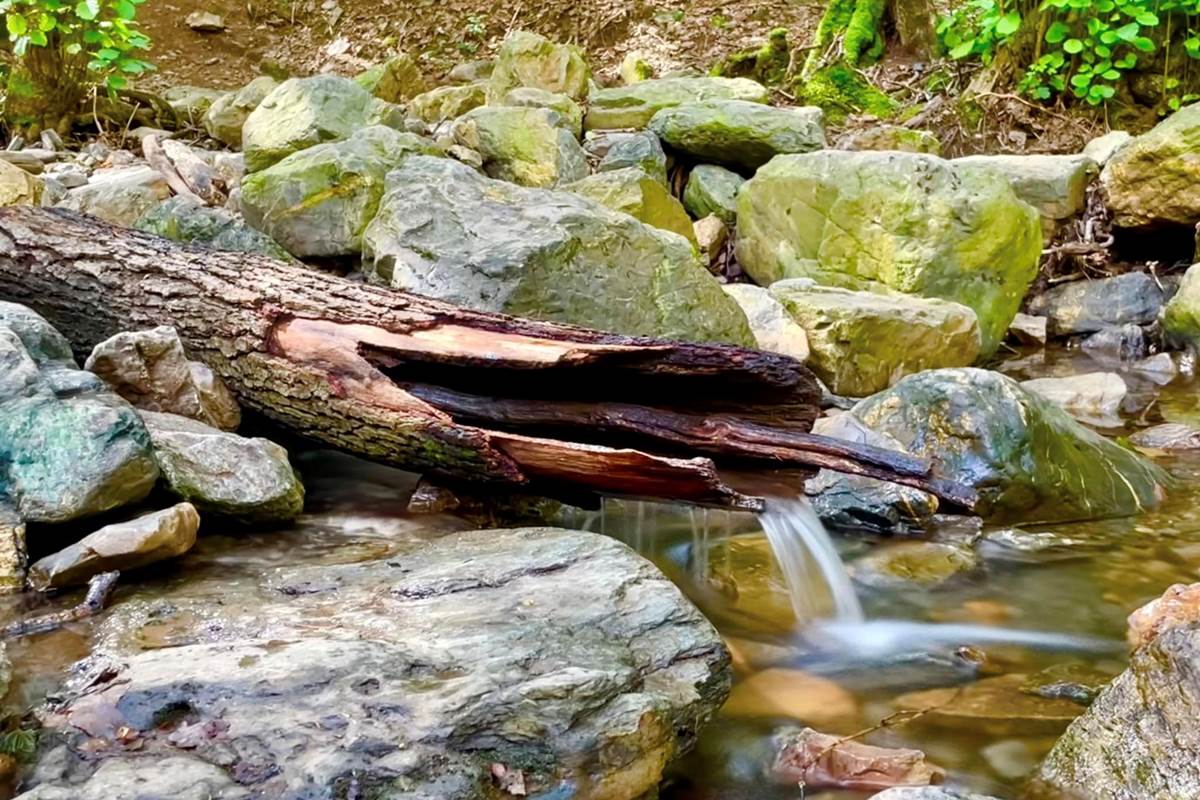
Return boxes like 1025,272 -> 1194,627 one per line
0,207 -> 976,513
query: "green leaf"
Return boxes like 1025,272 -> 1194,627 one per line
5,12 -> 27,36
105,73 -> 126,91
1115,21 -> 1140,41
949,39 -> 975,58
1101,68 -> 1121,79
73,0 -> 98,19
64,40 -> 80,53
996,10 -> 1021,36
114,0 -> 134,19
1135,11 -> 1159,25
96,46 -> 119,59
1045,20 -> 1070,42
1071,72 -> 1092,87
1133,36 -> 1156,51
36,12 -> 55,31
1063,37 -> 1084,53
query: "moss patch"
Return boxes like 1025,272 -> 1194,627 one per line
798,64 -> 897,124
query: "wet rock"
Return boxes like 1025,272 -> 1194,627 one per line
56,165 -> 170,226
85,326 -> 241,431
241,75 -> 406,173
353,52 -> 427,103
1163,262 -> 1200,350
695,215 -> 728,268
566,167 -> 696,243
29,503 -> 199,590
163,85 -> 228,123
20,528 -> 729,800
1008,312 -> 1048,347
1101,102 -> 1200,227
586,130 -> 668,185
895,674 -> 1085,736
185,10 -> 224,31
141,411 -> 303,521
737,152 -> 1042,355
684,164 -> 744,225
0,159 -> 41,206
1020,662 -> 1112,705
362,156 -> 753,345
201,75 -> 278,149
1080,323 -> 1148,361
1130,422 -> 1200,450
851,368 -> 1167,522
134,196 -> 292,261
500,87 -> 584,138
1126,581 -> 1200,648
954,154 -> 1097,233
18,755 -> 249,799
1027,272 -> 1165,336
851,541 -> 977,589
723,669 -> 859,726
835,124 -> 941,154
979,528 -> 1100,563
772,728 -> 944,791
721,284 -> 808,360
980,738 -> 1038,781
586,76 -> 770,131
870,789 -> 1001,800
1020,372 -> 1127,427
240,125 -> 438,258
771,281 -> 981,397
452,106 -> 587,188
406,82 -> 486,124
648,100 -> 825,170
0,502 -> 26,594
486,30 -> 590,104
1034,619 -> 1200,798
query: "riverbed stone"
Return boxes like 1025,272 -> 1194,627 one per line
29,502 -> 199,590
18,527 -> 729,800
1020,372 -> 1127,427
353,52 -> 427,103
0,307 -> 159,524
241,75 -> 405,173
566,167 -> 696,243
1130,422 -> 1200,450
721,283 -> 809,361
1027,272 -> 1165,335
452,106 -> 587,188
140,411 -> 304,521
1163,262 -> 1200,350
1009,312 -> 1048,347
1080,323 -> 1148,361
1101,102 -> 1200,227
201,75 -> 277,148
85,326 -> 241,431
407,82 -> 486,124
648,100 -> 825,170
851,368 -> 1167,522
486,30 -> 591,104
500,87 -> 584,138
56,165 -> 170,227
134,196 -> 292,261
241,125 -> 439,258
362,156 -> 754,345
586,76 -> 770,131
851,541 -> 977,589
954,154 -> 1097,232
736,151 -> 1041,355
586,130 -> 668,184
896,674 -> 1085,736
1034,619 -> 1200,798
870,787 -> 1001,799
770,281 -> 981,397
684,164 -> 744,225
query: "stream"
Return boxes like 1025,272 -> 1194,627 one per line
4,344 -> 1199,799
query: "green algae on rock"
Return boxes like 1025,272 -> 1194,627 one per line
586,76 -> 770,131
201,75 -> 277,148
486,30 -> 591,104
649,100 -> 825,170
851,368 -> 1167,523
499,87 -> 584,138
1101,102 -> 1200,227
1163,263 -> 1200,351
683,164 -> 745,225
353,52 -> 428,103
407,82 -> 487,124
566,167 -> 697,244
135,196 -> 293,261
736,151 -> 1042,355
451,106 -> 587,188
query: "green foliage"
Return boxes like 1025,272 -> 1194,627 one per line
0,0 -> 153,93
800,62 -> 898,123
456,14 -> 486,55
940,0 -> 1200,107
810,0 -> 887,67
0,728 -> 37,761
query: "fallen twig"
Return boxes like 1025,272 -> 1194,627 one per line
0,571 -> 120,640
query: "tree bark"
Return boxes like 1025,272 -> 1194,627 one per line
0,207 -> 976,513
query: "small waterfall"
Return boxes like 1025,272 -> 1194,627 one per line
759,497 -> 864,624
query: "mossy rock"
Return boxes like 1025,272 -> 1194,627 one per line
451,106 -> 587,188
683,164 -> 744,225
711,27 -> 790,86
354,53 -> 428,103
648,100 -> 825,170
202,76 -> 278,148
586,77 -> 770,131
135,196 -> 293,261
1163,263 -> 1200,351
486,30 -> 591,104
586,131 -> 669,185
499,87 -> 583,139
566,167 -> 697,245
408,82 -> 486,125
798,63 -> 896,125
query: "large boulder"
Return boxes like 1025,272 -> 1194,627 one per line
0,303 -> 158,524
451,106 -> 587,188
1028,271 -> 1165,336
361,156 -> 754,345
85,326 -> 241,431
851,368 -> 1167,522
684,164 -> 744,225
954,154 -> 1097,236
407,82 -> 486,124
500,87 -> 584,138
201,75 -> 277,148
720,283 -> 809,361
240,126 -> 439,258
649,100 -> 825,170
1163,262 -> 1200,350
586,130 -> 669,185
486,30 -> 591,104
566,167 -> 696,243
241,75 -> 405,173
736,151 -> 1042,354
56,165 -> 170,227
1101,102 -> 1200,227
0,159 -> 41,206
141,410 -> 304,521
17,527 -> 730,800
770,281 -> 981,396
586,76 -> 770,131
134,196 -> 292,261
353,52 -> 427,103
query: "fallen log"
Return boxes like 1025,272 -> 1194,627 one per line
0,207 -> 977,512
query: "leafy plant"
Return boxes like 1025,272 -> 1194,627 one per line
0,728 -> 37,761
457,13 -> 486,55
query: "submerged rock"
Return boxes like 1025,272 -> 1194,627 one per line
19,528 -> 729,799
895,674 -> 1085,736
683,164 -> 744,225
770,281 -> 981,397
566,167 -> 696,243
1130,422 -> 1200,450
736,152 -> 1041,354
362,156 -> 753,345
1101,102 -> 1200,227
85,326 -> 241,431
486,30 -> 591,104
134,196 -> 291,261
1080,323 -> 1149,361
586,130 -> 668,184
29,503 -> 199,590
240,125 -> 439,258
452,106 -> 587,188
586,76 -> 770,131
1027,272 -> 1165,335
772,727 -> 944,791
648,100 -> 825,170
141,411 -> 303,521
241,75 -> 405,173
851,541 -> 977,589
201,75 -> 278,149
1020,372 -> 1127,427
723,669 -> 858,726
851,368 -> 1166,522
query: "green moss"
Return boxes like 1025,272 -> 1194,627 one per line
844,0 -> 886,65
798,63 -> 897,124
712,27 -> 792,85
